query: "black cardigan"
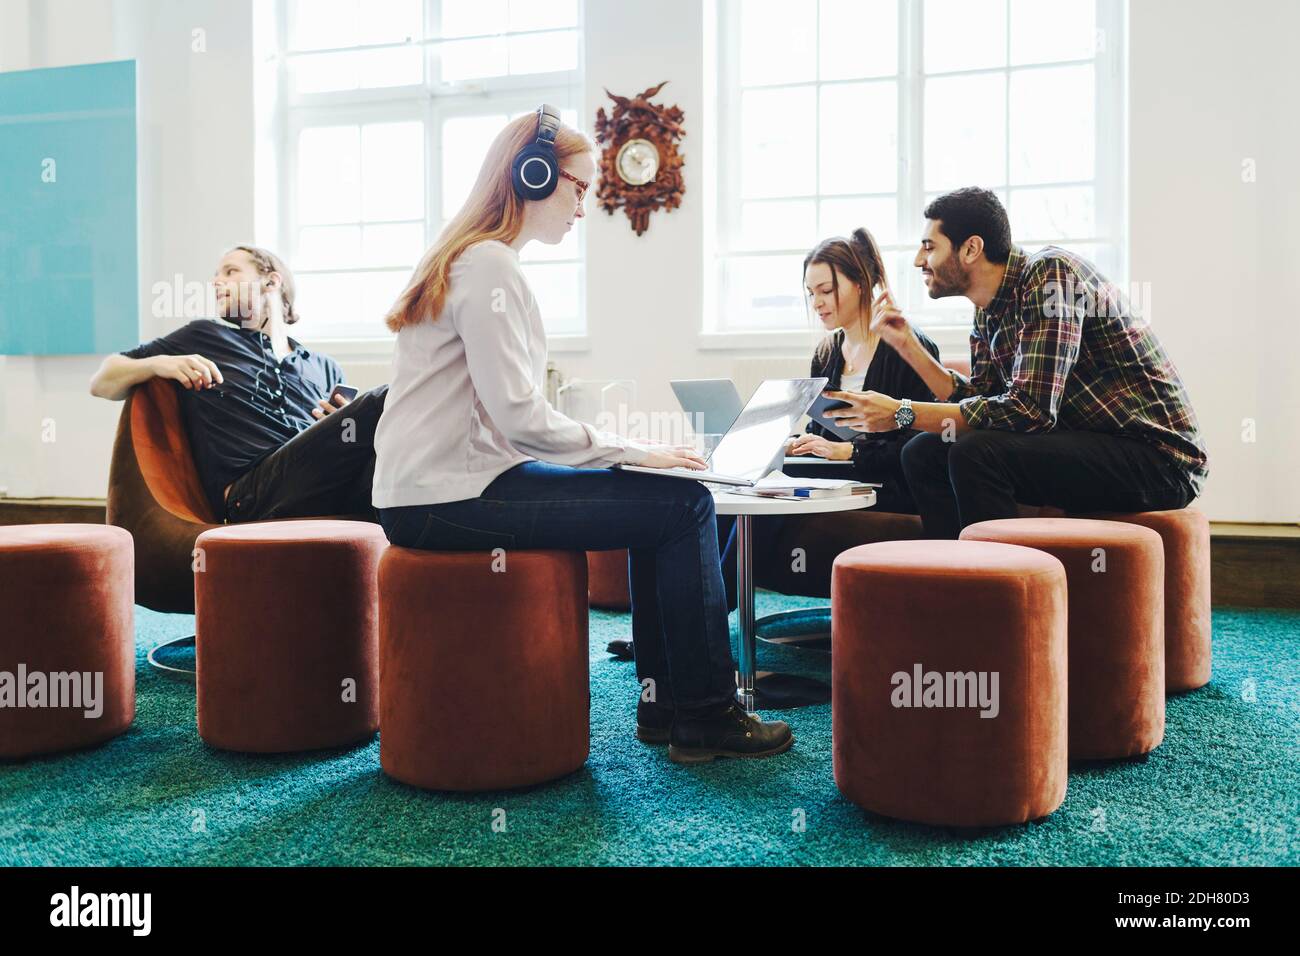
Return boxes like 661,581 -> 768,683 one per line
803,328 -> 941,486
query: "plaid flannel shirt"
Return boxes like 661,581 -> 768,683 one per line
950,245 -> 1208,495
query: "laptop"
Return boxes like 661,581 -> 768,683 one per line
617,378 -> 829,487
670,379 -> 745,437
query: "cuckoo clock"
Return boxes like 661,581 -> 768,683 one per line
593,82 -> 686,236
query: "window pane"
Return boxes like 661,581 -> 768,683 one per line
924,72 -> 1006,192
1010,0 -> 1097,66
819,0 -> 897,80
298,126 -> 360,224
521,262 -> 582,335
356,0 -> 423,46
723,255 -> 807,331
295,272 -> 364,330
442,114 -> 508,218
509,0 -> 578,32
818,196 -> 898,247
1010,186 -> 1095,240
1009,64 -> 1095,185
740,0 -> 816,86
290,0 -> 357,51
509,107 -> 579,129
819,81 -> 897,194
291,51 -> 359,94
887,250 -> 928,313
361,270 -> 412,328
298,226 -> 361,271
440,37 -> 508,81
509,30 -> 577,75
924,0 -> 1007,73
442,0 -> 507,37
741,86 -> 816,199
357,46 -> 423,88
362,223 -> 425,267
739,200 -> 817,251
924,187 -> 1010,207
362,122 -> 425,221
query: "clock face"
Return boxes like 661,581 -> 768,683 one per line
616,138 -> 660,186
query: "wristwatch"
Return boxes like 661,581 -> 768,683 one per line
894,398 -> 915,429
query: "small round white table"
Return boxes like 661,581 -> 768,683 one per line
712,489 -> 875,713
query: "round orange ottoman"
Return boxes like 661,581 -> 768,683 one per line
195,520 -> 387,752
0,525 -> 135,758
379,547 -> 589,791
587,549 -> 631,610
1085,508 -> 1211,692
832,540 -> 1068,826
962,518 -> 1166,759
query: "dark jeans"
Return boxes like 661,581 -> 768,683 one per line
377,461 -> 737,710
225,385 -> 388,523
900,428 -> 1196,540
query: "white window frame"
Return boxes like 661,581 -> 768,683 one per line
708,0 -> 1128,354
269,0 -> 588,353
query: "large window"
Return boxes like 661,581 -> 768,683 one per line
713,0 -> 1125,335
276,0 -> 584,341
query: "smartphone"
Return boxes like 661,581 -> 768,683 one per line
806,393 -> 857,441
329,384 -> 359,405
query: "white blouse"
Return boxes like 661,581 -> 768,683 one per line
372,240 -> 649,508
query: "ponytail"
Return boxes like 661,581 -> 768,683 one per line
848,227 -> 889,299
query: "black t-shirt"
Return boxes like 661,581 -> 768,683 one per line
121,319 -> 343,517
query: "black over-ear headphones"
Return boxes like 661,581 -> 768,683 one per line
511,103 -> 562,201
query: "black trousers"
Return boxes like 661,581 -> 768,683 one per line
224,386 -> 388,524
899,428 -> 1195,540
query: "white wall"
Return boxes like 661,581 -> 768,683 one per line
2,0 -> 1296,523
1129,0 -> 1300,523
0,0 -> 255,499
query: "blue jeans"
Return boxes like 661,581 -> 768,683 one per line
377,461 -> 736,709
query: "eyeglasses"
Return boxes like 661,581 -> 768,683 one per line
559,168 -> 589,203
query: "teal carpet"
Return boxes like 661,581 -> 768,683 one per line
2,597 -> 1298,866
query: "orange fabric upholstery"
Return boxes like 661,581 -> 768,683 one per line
1080,507 -> 1211,692
106,378 -> 220,613
0,525 -> 136,758
194,520 -> 387,753
962,518 -> 1166,759
130,378 -> 215,524
832,540 -> 1068,826
752,505 -> 1059,600
379,547 -> 589,791
587,549 -> 631,610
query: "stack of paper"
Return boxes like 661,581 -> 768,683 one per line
737,472 -> 881,499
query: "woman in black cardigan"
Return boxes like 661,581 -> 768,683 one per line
788,228 -> 940,514
612,228 -> 941,660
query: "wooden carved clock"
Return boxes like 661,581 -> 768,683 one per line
594,82 -> 685,236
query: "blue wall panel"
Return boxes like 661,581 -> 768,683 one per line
0,59 -> 138,355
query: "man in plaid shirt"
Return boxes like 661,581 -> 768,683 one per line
825,187 -> 1207,538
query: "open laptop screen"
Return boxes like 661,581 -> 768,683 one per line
706,378 -> 828,483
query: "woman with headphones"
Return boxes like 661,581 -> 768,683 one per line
371,107 -> 793,766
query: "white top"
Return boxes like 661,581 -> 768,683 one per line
839,367 -> 867,392
711,489 -> 876,516
372,240 -> 649,507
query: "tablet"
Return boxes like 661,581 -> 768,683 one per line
805,393 -> 858,441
